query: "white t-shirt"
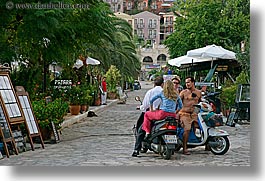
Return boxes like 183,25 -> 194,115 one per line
140,86 -> 163,112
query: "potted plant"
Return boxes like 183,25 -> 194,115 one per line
67,85 -> 82,115
105,65 -> 121,99
79,85 -> 92,112
220,85 -> 237,116
32,98 -> 68,140
86,84 -> 99,106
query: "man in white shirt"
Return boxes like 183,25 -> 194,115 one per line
139,79 -> 164,112
132,76 -> 164,157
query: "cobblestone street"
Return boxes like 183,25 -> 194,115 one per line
0,81 -> 250,166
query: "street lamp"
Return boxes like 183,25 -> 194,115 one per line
42,37 -> 50,93
51,61 -> 57,79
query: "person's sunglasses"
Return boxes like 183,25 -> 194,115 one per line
173,82 -> 179,84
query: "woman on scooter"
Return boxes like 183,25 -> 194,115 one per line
142,80 -> 183,138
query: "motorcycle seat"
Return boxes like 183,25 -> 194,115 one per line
152,116 -> 176,126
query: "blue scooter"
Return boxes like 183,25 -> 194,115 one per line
175,103 -> 230,155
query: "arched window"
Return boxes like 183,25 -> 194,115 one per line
157,54 -> 166,61
143,56 -> 153,63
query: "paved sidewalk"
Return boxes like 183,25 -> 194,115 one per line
0,81 -> 250,167
61,98 -> 120,129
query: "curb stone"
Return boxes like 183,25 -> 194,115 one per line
61,99 -> 119,129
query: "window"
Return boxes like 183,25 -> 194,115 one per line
154,30 -> 157,37
149,19 -> 152,25
149,30 -> 152,36
143,56 -> 153,63
154,19 -> 157,25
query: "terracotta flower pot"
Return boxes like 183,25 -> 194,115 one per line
70,105 -> 81,115
81,105 -> 88,112
108,92 -> 117,99
94,98 -> 101,106
40,127 -> 52,141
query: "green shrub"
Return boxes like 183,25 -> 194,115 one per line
66,86 -> 82,105
220,85 -> 237,110
32,98 -> 69,131
220,71 -> 249,110
105,65 -> 121,93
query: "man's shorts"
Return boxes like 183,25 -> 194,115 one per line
179,111 -> 198,131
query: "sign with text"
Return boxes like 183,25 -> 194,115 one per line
145,64 -> 161,69
53,79 -> 72,89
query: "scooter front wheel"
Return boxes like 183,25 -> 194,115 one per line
209,136 -> 230,155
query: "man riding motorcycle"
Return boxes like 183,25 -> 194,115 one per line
132,76 -> 164,157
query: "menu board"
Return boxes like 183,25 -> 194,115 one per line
15,86 -> 45,149
18,95 -> 39,134
0,99 -> 18,157
0,102 -> 12,139
0,73 -> 24,124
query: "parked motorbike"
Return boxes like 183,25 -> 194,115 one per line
133,96 -> 178,160
175,102 -> 230,155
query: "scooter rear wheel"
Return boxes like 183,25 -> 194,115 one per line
161,146 -> 172,160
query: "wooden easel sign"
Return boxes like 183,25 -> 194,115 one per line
0,72 -> 24,125
0,72 -> 44,152
16,86 -> 45,149
0,100 -> 18,158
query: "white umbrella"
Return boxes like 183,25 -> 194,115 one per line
86,57 -> 100,65
168,55 -> 212,67
187,44 -> 236,60
187,44 -> 236,68
73,59 -> 84,69
73,57 -> 100,69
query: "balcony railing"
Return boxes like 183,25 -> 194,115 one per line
136,23 -> 145,29
138,34 -> 144,38
148,35 -> 157,39
148,24 -> 157,29
165,21 -> 173,26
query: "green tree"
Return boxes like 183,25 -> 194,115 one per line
165,0 -> 250,59
1,0 -> 140,98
